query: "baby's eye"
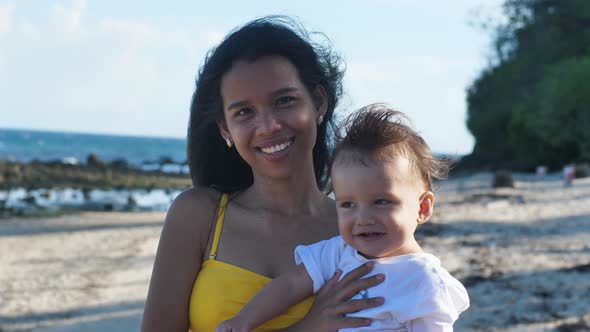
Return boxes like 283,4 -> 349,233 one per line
339,201 -> 354,208
276,96 -> 296,106
375,199 -> 391,205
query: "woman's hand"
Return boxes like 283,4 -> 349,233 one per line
290,261 -> 385,331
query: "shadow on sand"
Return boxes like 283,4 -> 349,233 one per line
0,301 -> 145,332
0,220 -> 162,237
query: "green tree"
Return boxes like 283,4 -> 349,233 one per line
509,57 -> 590,167
465,0 -> 590,170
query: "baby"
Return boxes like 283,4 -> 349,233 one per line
217,104 -> 469,331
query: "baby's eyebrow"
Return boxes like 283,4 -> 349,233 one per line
371,193 -> 401,202
334,196 -> 352,202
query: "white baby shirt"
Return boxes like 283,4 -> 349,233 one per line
295,236 -> 469,332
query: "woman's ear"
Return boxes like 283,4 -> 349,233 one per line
216,119 -> 232,147
313,85 -> 328,120
417,191 -> 434,224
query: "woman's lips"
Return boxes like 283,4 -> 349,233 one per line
258,138 -> 293,154
256,138 -> 294,161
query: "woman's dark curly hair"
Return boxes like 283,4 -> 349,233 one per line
187,16 -> 344,193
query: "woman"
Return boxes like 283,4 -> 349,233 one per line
141,16 -> 384,331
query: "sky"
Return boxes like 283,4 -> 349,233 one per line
0,0 -> 505,155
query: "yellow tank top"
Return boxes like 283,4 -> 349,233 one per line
189,193 -> 314,331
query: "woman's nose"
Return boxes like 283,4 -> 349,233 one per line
255,110 -> 282,136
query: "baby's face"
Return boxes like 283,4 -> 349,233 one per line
331,155 -> 427,258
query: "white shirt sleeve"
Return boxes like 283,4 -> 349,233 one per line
405,281 -> 470,332
294,236 -> 345,293
407,314 -> 454,332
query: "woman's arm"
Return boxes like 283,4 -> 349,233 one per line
217,264 -> 313,331
141,188 -> 217,332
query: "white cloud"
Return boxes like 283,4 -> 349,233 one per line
17,19 -> 40,38
348,55 -> 478,84
345,57 -> 478,154
98,18 -> 163,43
0,7 -> 203,137
0,2 -> 14,34
203,31 -> 224,45
50,0 -> 86,35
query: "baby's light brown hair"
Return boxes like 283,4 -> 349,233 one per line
331,104 -> 451,191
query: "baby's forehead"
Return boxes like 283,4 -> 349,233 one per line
331,150 -> 426,187
332,148 -> 410,169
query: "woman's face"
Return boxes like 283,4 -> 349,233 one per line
219,55 -> 326,181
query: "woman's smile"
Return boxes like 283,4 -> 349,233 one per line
256,137 -> 295,162
257,137 -> 294,154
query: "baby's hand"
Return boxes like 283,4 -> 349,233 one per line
215,318 -> 250,332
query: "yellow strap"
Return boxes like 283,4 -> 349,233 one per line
209,193 -> 229,260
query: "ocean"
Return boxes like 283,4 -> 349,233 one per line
0,128 -> 187,165
0,128 -> 189,212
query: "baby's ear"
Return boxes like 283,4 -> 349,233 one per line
417,191 -> 434,224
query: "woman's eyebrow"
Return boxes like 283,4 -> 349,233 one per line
271,87 -> 298,97
227,100 -> 249,111
227,87 -> 300,110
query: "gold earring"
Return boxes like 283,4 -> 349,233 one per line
225,138 -> 233,148
317,115 -> 324,125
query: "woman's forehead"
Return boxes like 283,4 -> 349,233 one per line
221,56 -> 302,97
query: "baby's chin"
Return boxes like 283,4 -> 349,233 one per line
354,243 -> 424,260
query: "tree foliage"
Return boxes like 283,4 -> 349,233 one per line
465,0 -> 590,170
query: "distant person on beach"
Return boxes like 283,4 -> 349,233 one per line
142,16 -> 386,331
535,165 -> 547,181
563,164 -> 575,187
216,105 -> 469,332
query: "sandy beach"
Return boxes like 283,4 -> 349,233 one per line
0,212 -> 164,332
1,173 -> 589,331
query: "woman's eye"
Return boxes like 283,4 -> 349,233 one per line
235,107 -> 253,117
276,96 -> 296,106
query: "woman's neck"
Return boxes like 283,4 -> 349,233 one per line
242,170 -> 328,217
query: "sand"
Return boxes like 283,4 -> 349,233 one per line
1,173 -> 589,331
430,173 -> 590,331
0,212 -> 164,332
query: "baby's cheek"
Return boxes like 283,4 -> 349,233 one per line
338,219 -> 354,238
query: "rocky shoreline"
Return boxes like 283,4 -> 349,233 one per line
0,157 -> 192,217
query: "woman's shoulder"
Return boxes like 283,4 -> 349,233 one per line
171,186 -> 220,212
163,186 -> 223,239
141,187 -> 223,331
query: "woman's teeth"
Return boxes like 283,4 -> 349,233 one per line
260,141 -> 292,154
